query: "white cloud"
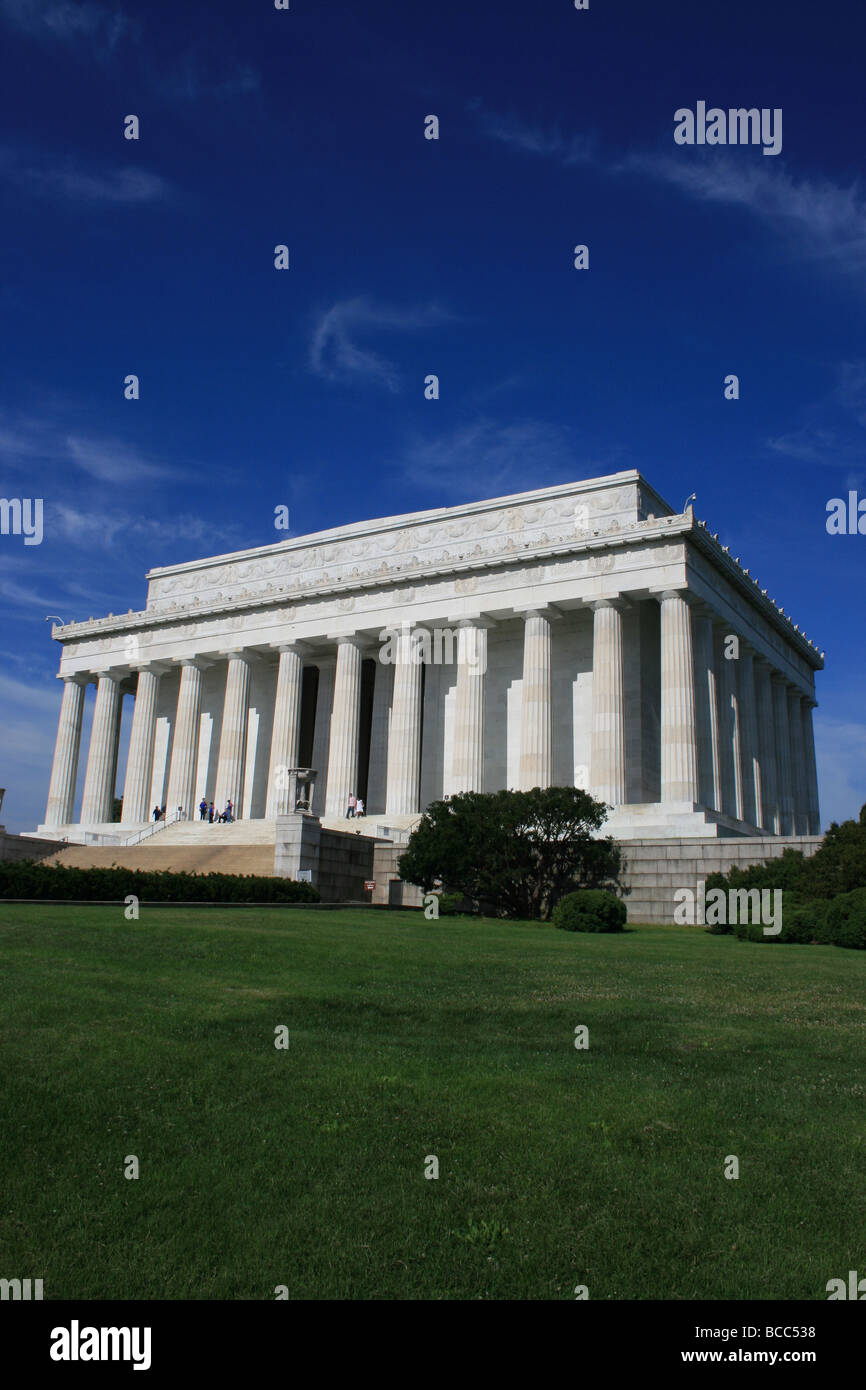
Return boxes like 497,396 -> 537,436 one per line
0,0 -> 136,50
21,161 -> 168,204
65,435 -> 171,484
153,58 -> 260,104
396,416 -> 604,501
473,104 -> 866,286
619,153 -> 866,275
473,104 -> 596,165
0,415 -> 172,482
815,717 -> 866,828
0,672 -> 63,712
309,296 -> 453,391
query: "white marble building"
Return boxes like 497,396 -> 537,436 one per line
39,471 -> 822,842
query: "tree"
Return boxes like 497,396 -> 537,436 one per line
398,786 -> 623,920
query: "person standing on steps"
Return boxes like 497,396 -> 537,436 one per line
199,797 -> 208,820
208,802 -> 215,824
346,792 -> 356,819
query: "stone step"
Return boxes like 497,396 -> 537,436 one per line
44,843 -> 277,877
156,819 -> 277,846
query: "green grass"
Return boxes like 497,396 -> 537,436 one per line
1,904 -> 864,1300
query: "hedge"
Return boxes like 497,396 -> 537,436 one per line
0,860 -> 320,904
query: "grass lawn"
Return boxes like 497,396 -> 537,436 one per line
1,903 -> 864,1301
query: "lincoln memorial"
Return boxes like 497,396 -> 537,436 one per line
37,470 -> 822,844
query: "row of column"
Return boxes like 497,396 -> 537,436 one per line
45,592 -> 820,833
45,645 -> 306,827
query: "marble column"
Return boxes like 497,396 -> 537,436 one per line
788,687 -> 809,835
715,626 -> 743,821
166,661 -> 204,820
266,644 -> 305,817
310,661 -> 335,817
386,627 -> 424,815
737,648 -> 759,828
44,676 -> 86,825
589,600 -> 625,805
80,673 -> 121,824
658,591 -> 698,802
325,637 -> 363,818
771,675 -> 794,835
754,660 -> 779,832
214,653 -> 251,816
449,620 -> 488,794
801,697 -> 821,835
121,667 -> 161,824
693,609 -> 722,811
519,609 -> 553,791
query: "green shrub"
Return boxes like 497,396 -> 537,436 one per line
552,889 -> 626,933
436,892 -> 465,916
825,888 -> 866,950
0,860 -> 320,904
732,896 -> 831,945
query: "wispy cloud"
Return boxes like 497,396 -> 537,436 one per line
51,503 -> 232,551
0,415 -> 172,482
620,152 -> 866,275
473,103 -> 866,286
0,0 -> 137,51
0,671 -> 64,712
816,717 -> 866,828
152,57 -> 260,104
472,103 -> 596,166
0,147 -> 170,204
835,359 -> 866,427
65,435 -> 171,484
309,296 -> 453,392
0,3 -> 257,102
766,360 -> 866,482
395,416 -> 611,501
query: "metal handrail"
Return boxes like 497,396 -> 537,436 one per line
121,809 -> 183,848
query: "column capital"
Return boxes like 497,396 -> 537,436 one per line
270,641 -> 310,657
132,661 -> 170,677
58,672 -> 90,686
447,614 -> 496,630
513,604 -> 562,621
587,596 -> 630,613
652,587 -> 697,607
326,632 -> 366,649
219,648 -> 256,664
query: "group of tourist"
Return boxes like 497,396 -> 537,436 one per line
152,800 -> 236,823
346,793 -> 365,818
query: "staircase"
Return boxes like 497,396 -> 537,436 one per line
45,818 -> 278,877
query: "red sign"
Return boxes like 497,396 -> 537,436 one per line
364,880 -> 376,891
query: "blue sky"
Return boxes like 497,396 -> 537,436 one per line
1,0 -> 865,832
